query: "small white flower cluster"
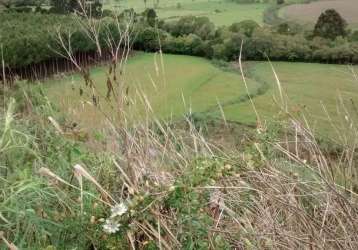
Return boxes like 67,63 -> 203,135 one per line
103,219 -> 120,234
102,203 -> 128,234
110,203 -> 128,218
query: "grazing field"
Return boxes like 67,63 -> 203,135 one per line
280,0 -> 358,28
46,53 -> 358,137
45,53 -> 260,129
222,62 -> 358,136
105,0 -> 270,26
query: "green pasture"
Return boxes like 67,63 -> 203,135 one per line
45,53 -> 358,137
222,62 -> 358,136
105,0 -> 270,26
44,53 -> 259,129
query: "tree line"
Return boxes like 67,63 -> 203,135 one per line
1,8 -> 358,81
137,8 -> 358,64
0,0 -> 103,16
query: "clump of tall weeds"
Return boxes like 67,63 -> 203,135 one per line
0,85 -> 120,249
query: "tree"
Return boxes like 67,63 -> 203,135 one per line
277,0 -> 284,5
134,27 -> 163,51
164,16 -> 215,40
229,20 -> 260,37
89,0 -> 103,18
68,0 -> 81,13
50,0 -> 69,13
350,30 -> 358,42
49,0 -> 102,16
313,9 -> 347,40
145,8 -> 157,27
0,0 -> 44,8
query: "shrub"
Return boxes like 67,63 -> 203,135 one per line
229,20 -> 260,37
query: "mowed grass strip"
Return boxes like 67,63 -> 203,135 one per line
45,53 -> 259,129
106,0 -> 269,26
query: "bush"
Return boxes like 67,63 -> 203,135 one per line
0,87 -> 112,249
229,20 -> 260,37
163,16 -> 215,40
350,30 -> 358,42
134,27 -> 166,52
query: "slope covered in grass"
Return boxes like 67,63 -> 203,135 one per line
45,53 -> 260,129
222,62 -> 358,135
45,53 -> 358,137
4,79 -> 358,249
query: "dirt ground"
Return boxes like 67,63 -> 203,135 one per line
281,0 -> 358,27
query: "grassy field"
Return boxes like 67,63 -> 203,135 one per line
279,0 -> 358,29
222,62 -> 358,136
45,53 -> 260,130
45,53 -> 358,138
105,0 -> 270,26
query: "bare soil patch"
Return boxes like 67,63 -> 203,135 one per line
281,0 -> 358,26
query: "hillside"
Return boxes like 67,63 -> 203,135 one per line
45,53 -> 358,139
1,0 -> 358,249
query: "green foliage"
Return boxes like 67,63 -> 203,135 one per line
144,8 -> 157,27
0,12 -> 117,68
0,86 -> 115,249
160,14 -> 358,64
2,5 -> 358,74
49,0 -> 103,15
90,0 -> 104,18
314,9 -> 348,40
162,34 -> 210,57
275,21 -> 303,35
163,16 -> 215,40
50,0 -> 69,14
0,0 -> 43,9
165,158 -> 235,249
229,20 -> 260,37
350,30 -> 358,42
134,26 -> 164,51
0,13 -> 76,67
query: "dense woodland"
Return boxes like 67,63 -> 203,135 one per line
1,2 -> 358,81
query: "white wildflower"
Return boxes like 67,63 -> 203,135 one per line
103,219 -> 120,234
110,203 -> 128,218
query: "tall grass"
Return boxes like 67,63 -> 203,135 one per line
1,3 -> 358,249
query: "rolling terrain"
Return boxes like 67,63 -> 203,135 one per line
2,1 -> 358,249
45,53 -> 260,129
45,53 -> 358,138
